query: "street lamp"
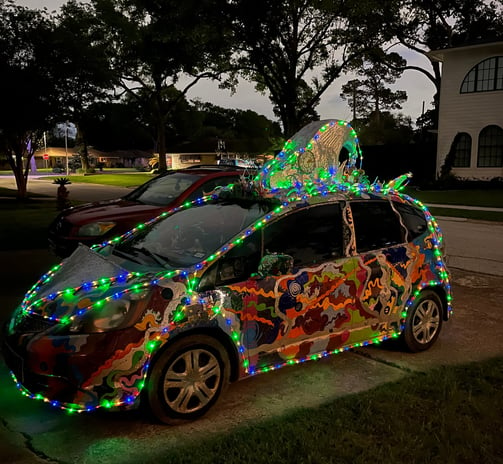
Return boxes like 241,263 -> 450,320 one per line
43,131 -> 48,169
64,122 -> 69,176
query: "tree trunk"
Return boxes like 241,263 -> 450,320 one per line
13,165 -> 28,199
8,150 -> 29,200
157,119 -> 167,173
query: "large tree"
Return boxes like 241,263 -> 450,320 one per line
91,0 -> 233,172
53,0 -> 118,172
0,1 -> 59,199
226,0 -> 399,136
340,51 -> 407,122
384,0 -> 503,122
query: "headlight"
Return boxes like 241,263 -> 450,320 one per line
52,288 -> 150,335
78,221 -> 116,237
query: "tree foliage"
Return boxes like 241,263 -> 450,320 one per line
90,0 -> 233,171
340,51 -> 407,121
53,0 -> 118,171
0,1 -> 59,198
184,102 -> 283,154
226,0 -> 400,136
383,0 -> 503,124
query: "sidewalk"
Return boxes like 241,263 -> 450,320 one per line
427,202 -> 503,212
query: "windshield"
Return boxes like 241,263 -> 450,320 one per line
114,201 -> 270,268
125,172 -> 200,206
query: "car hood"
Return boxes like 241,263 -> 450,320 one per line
60,198 -> 164,225
16,245 -> 151,322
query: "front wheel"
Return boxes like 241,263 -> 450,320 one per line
402,290 -> 443,352
146,335 -> 230,425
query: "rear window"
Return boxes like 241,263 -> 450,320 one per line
126,172 -> 199,206
392,202 -> 428,241
350,200 -> 403,253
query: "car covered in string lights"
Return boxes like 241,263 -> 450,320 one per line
48,165 -> 256,257
2,120 -> 452,424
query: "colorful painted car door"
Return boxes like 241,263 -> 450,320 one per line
348,200 -> 414,339
228,203 -> 361,372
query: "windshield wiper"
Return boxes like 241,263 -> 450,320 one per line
132,247 -> 170,268
111,247 -> 142,264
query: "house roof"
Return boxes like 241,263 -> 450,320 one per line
428,40 -> 503,62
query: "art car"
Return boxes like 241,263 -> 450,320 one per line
2,119 -> 452,424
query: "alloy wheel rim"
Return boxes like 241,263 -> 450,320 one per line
163,348 -> 221,414
412,299 -> 440,344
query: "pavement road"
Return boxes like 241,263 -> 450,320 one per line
1,176 -> 503,463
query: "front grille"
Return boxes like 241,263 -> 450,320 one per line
14,313 -> 57,334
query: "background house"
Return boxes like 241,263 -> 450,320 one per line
429,41 -> 503,180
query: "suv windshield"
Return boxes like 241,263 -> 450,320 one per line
115,201 -> 272,267
125,172 -> 200,206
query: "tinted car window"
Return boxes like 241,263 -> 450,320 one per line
264,203 -> 342,267
350,200 -> 403,252
392,202 -> 428,241
125,172 -> 199,206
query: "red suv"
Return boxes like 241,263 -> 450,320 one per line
48,165 -> 255,257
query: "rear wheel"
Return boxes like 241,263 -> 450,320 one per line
402,290 -> 443,352
146,335 -> 230,424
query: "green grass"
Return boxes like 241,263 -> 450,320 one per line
429,207 -> 503,222
0,199 -> 60,250
38,173 -> 153,187
128,357 -> 503,464
405,188 -> 503,208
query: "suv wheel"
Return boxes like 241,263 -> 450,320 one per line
146,335 -> 230,424
402,290 -> 443,352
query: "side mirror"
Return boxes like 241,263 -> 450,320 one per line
258,253 -> 294,277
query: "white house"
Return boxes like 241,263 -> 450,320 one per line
429,41 -> 503,180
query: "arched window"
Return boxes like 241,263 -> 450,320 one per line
461,57 -> 503,93
478,125 -> 503,167
453,133 -> 471,167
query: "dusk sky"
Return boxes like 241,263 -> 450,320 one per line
15,0 -> 437,127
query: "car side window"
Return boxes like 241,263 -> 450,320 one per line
350,200 -> 403,253
186,176 -> 240,201
198,231 -> 262,290
263,203 -> 342,267
392,202 -> 428,241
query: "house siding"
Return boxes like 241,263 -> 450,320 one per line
435,42 -> 503,179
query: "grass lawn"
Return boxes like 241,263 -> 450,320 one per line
142,357 -> 503,463
0,198 -> 60,250
429,207 -> 503,222
405,188 -> 503,208
38,173 -> 153,188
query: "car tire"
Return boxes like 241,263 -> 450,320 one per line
146,335 -> 230,424
402,290 -> 443,352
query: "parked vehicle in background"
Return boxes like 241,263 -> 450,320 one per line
48,165 -> 256,257
217,158 -> 259,169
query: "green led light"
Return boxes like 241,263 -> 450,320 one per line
147,340 -> 160,353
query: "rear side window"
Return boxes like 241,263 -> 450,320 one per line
264,203 -> 342,267
350,201 -> 403,253
392,202 -> 428,241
